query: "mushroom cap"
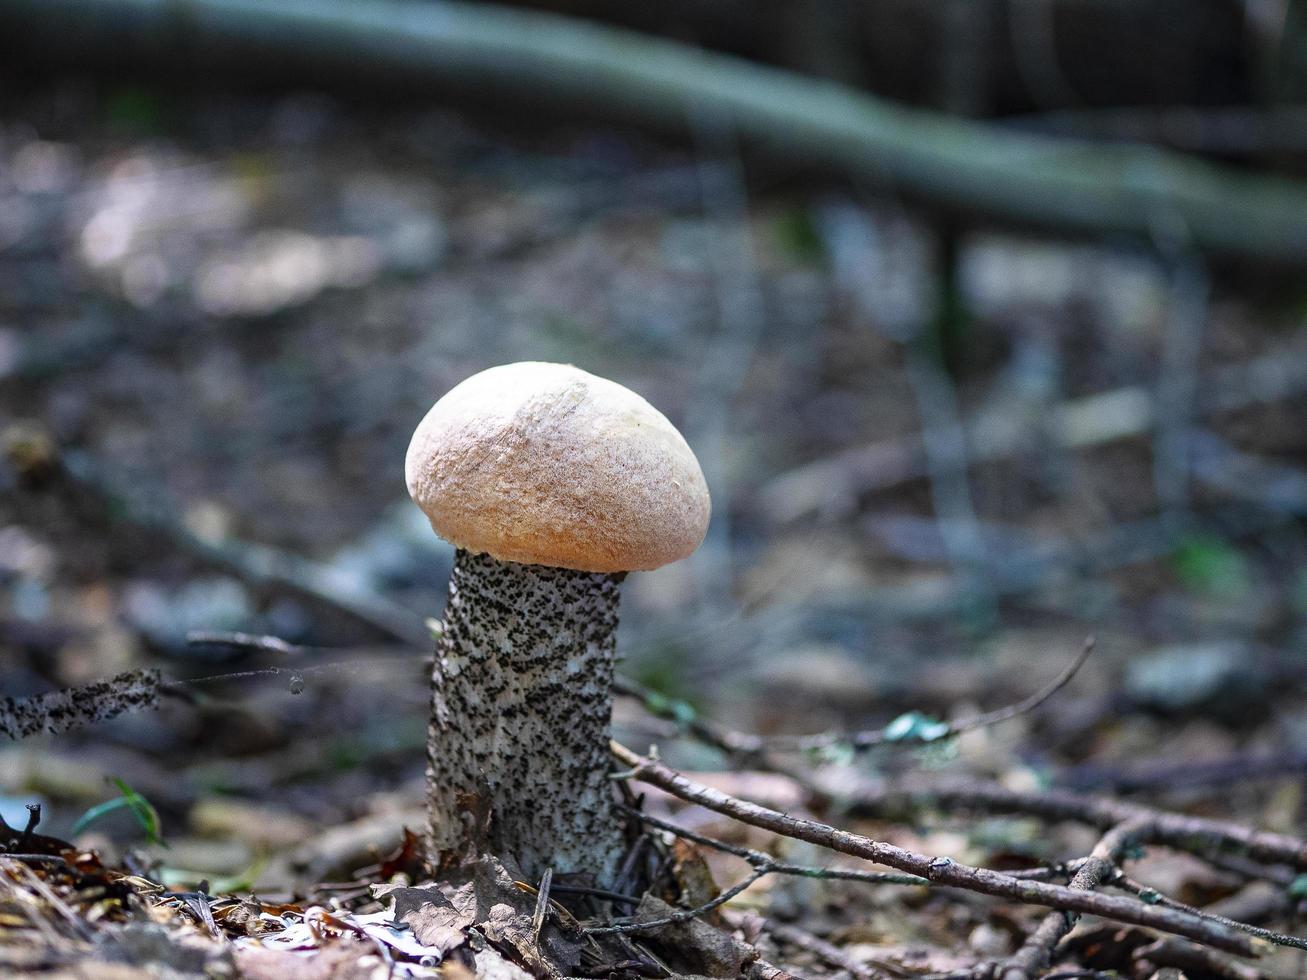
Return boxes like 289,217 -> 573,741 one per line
405,362 -> 711,573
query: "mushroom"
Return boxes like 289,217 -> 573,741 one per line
405,362 -> 710,884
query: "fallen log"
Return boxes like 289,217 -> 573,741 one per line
2,0 -> 1307,262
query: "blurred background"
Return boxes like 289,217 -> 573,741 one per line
1,0 -> 1306,909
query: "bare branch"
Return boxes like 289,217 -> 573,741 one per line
7,0 -> 1307,262
53,448 -> 430,646
841,775 -> 1307,871
761,919 -> 894,980
609,742 -> 1259,956
0,669 -> 160,740
617,639 -> 1094,756
1113,874 -> 1307,953
1132,936 -> 1265,980
759,340 -> 1307,525
583,867 -> 768,936
625,806 -> 928,888
762,637 -> 1095,753
1000,819 -> 1152,979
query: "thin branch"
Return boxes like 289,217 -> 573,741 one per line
840,775 -> 1307,872
7,0 -> 1307,261
1113,873 -> 1307,952
617,639 -> 1093,756
612,675 -> 760,761
761,918 -> 894,980
625,806 -> 928,888
1131,936 -> 1264,980
592,806 -> 927,942
186,631 -> 303,657
1060,748 -> 1307,794
759,340 -> 1307,525
1000,819 -> 1152,980
55,449 -> 430,646
609,742 -> 1258,956
1005,104 -> 1307,157
766,637 -> 1094,753
583,867 -> 768,936
0,669 -> 160,740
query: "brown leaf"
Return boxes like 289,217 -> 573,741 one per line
636,895 -> 755,978
376,827 -> 425,880
391,878 -> 477,953
380,855 -> 583,973
473,860 -> 581,976
671,838 -> 721,917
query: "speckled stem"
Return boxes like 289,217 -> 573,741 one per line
427,549 -> 626,884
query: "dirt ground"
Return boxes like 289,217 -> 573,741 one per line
2,74 -> 1307,977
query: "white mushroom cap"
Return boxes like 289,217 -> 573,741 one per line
405,362 -> 711,573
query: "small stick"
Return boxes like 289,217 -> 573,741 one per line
625,806 -> 927,888
616,638 -> 1094,756
1113,873 -> 1307,952
1132,936 -> 1264,980
762,637 -> 1095,753
843,775 -> 1307,871
1,857 -> 95,941
531,867 -> 553,942
186,631 -> 302,656
1000,818 -> 1152,979
610,742 -> 1257,956
0,669 -> 160,740
583,867 -> 767,936
762,919 -> 895,979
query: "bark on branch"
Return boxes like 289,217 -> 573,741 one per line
2,0 -> 1307,261
610,742 -> 1258,957
841,775 -> 1307,871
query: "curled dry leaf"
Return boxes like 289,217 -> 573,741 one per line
389,877 -> 478,954
635,895 -> 756,978
375,855 -> 582,973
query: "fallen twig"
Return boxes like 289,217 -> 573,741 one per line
627,806 -> 927,889
55,448 -> 430,646
609,742 -> 1258,957
616,639 -> 1093,758
1000,819 -> 1152,979
6,0 -> 1307,261
754,638 -> 1094,754
840,775 -> 1307,872
1005,104 -> 1307,157
1132,936 -> 1265,980
0,669 -> 160,740
1112,873 -> 1307,953
759,341 -> 1307,524
583,867 -> 768,937
1059,749 -> 1307,794
761,918 -> 893,980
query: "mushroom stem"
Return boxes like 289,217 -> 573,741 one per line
428,548 -> 626,883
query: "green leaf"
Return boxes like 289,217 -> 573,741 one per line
72,778 -> 165,846
883,711 -> 951,743
640,686 -> 699,728
1171,533 -> 1251,598
1289,874 -> 1307,899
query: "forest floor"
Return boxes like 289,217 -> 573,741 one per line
1,75 -> 1307,978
